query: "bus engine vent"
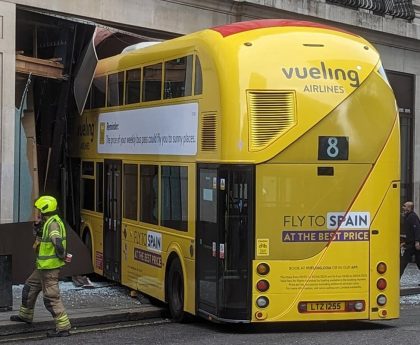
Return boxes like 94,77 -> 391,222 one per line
201,111 -> 217,151
248,91 -> 296,151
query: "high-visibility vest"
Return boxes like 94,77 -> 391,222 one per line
36,215 -> 67,270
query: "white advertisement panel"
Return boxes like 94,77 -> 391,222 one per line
98,103 -> 198,155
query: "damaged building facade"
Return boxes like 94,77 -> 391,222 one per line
0,0 -> 419,225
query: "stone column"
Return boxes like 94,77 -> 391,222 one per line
0,2 -> 16,223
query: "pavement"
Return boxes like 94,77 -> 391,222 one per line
0,276 -> 165,338
400,262 -> 420,295
0,263 -> 419,338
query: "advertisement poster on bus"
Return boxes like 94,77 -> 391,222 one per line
97,103 -> 198,155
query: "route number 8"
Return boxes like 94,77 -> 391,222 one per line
318,136 -> 349,160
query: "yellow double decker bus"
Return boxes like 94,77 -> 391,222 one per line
69,19 -> 400,323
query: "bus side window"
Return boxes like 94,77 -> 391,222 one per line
140,165 -> 158,225
107,72 -> 124,107
123,164 -> 138,221
164,55 -> 193,99
143,63 -> 162,102
125,68 -> 141,104
92,76 -> 106,108
161,166 -> 188,231
194,56 -> 202,95
81,161 -> 95,211
96,162 -> 103,213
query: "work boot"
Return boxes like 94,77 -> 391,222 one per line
9,315 -> 31,324
46,329 -> 71,337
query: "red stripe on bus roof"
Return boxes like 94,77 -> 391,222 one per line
211,19 -> 356,37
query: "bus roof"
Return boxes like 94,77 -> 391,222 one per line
210,19 -> 357,38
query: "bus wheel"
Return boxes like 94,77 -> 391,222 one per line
167,258 -> 185,322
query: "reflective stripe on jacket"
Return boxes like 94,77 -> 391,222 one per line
36,215 -> 67,270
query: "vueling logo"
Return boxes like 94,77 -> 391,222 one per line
282,62 -> 360,88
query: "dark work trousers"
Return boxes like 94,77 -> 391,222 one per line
400,245 -> 420,277
18,268 -> 71,331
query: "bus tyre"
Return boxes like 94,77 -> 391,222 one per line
167,258 -> 186,322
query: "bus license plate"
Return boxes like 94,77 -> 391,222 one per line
307,302 -> 345,312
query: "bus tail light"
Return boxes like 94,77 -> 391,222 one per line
377,294 -> 387,306
377,278 -> 387,290
257,263 -> 270,275
256,280 -> 270,292
377,262 -> 387,274
256,296 -> 269,308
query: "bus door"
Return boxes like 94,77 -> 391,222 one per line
103,159 -> 122,282
197,165 -> 254,321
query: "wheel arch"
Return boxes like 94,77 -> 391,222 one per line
80,223 -> 94,257
165,244 -> 186,304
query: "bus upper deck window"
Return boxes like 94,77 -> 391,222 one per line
125,68 -> 141,104
107,72 -> 124,107
92,76 -> 106,108
143,63 -> 162,102
164,55 -> 193,99
194,56 -> 202,95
